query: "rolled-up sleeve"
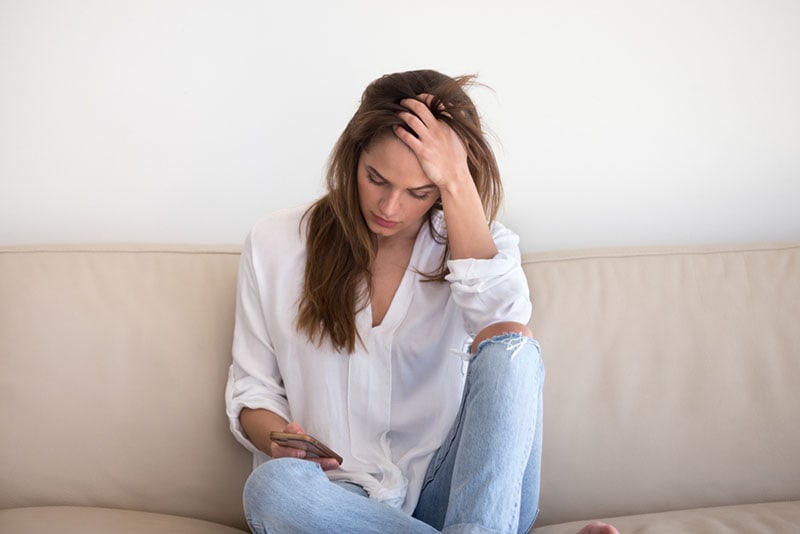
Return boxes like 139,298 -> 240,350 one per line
225,233 -> 291,455
445,223 -> 532,335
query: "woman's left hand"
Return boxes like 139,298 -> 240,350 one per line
396,93 -> 497,260
394,94 -> 472,191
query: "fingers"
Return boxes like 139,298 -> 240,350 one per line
271,441 -> 308,459
270,421 -> 340,471
395,110 -> 427,143
393,94 -> 469,187
309,457 -> 341,472
395,96 -> 446,148
284,421 -> 305,434
269,421 -> 308,459
269,442 -> 341,471
397,93 -> 458,136
398,94 -> 449,136
399,96 -> 436,126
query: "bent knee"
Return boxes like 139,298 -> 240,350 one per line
244,459 -> 283,502
471,321 -> 533,353
244,458 -> 311,512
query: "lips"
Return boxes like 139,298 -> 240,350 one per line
372,213 -> 398,229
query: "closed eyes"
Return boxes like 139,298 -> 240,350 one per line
366,170 -> 435,201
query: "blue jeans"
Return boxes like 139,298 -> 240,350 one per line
243,333 -> 544,534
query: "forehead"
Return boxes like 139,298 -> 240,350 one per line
359,136 -> 432,188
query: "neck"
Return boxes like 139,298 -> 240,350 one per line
374,218 -> 425,251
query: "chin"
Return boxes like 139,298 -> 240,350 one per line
372,227 -> 397,238
368,222 -> 403,239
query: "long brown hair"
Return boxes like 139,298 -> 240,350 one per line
297,69 -> 502,353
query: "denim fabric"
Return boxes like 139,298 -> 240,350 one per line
242,334 -> 544,533
413,334 -> 543,533
244,458 -> 438,533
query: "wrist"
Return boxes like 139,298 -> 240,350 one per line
438,170 -> 475,198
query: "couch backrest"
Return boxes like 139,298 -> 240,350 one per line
2,242 -> 799,528
0,246 -> 252,530
523,242 -> 800,525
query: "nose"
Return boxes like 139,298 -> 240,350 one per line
379,189 -> 402,217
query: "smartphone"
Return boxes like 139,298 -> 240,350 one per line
269,431 -> 343,465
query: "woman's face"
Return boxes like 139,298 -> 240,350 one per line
357,135 -> 440,243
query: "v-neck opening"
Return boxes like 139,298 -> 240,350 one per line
367,229 -> 426,333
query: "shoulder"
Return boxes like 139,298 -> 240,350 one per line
247,204 -> 310,252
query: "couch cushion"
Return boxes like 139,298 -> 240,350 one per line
522,242 -> 800,525
0,246 -> 252,529
531,500 -> 800,533
0,506 -> 248,533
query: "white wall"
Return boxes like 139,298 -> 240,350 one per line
2,0 -> 798,252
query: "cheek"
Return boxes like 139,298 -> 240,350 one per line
423,194 -> 441,211
360,186 -> 378,208
411,199 -> 437,219
356,176 -> 372,205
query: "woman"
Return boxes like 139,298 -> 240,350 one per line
226,70 -> 617,534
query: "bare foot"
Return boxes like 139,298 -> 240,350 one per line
576,521 -> 620,534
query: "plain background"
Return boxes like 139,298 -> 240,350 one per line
1,0 -> 798,253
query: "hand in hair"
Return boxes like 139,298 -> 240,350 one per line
393,94 -> 472,193
395,94 -> 497,260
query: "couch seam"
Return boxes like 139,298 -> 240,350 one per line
521,242 -> 800,266
0,246 -> 242,256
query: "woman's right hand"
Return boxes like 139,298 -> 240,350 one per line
270,421 -> 341,472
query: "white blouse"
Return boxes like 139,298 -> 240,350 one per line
225,205 -> 531,513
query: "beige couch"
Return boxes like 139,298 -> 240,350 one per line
1,241 -> 799,533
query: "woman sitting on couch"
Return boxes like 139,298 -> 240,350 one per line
225,69 -> 617,534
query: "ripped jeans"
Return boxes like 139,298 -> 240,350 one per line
243,333 -> 544,534
412,333 -> 544,533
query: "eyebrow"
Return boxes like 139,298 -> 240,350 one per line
366,165 -> 438,192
